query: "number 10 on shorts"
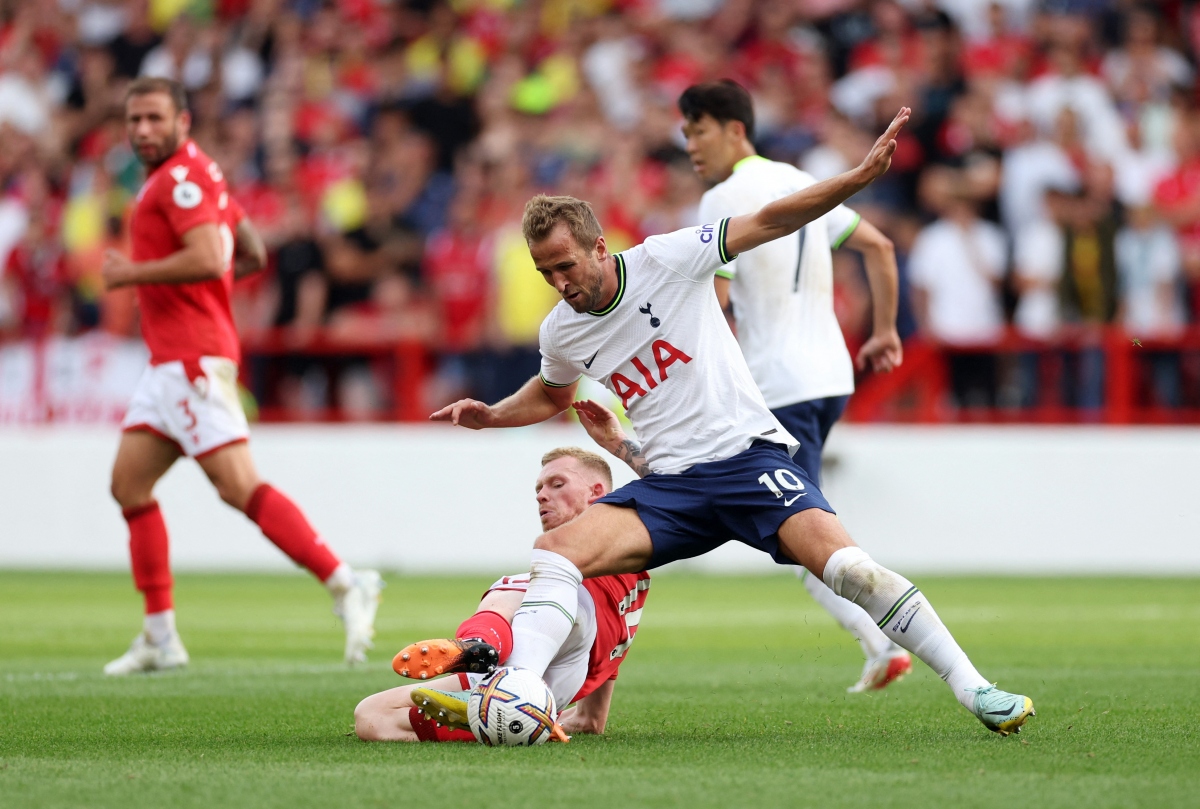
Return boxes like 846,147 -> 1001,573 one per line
758,469 -> 806,499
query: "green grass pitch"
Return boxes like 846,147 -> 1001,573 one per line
2,572 -> 1198,809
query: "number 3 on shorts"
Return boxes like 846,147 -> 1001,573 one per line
757,469 -> 805,499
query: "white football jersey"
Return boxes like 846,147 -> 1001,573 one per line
698,156 -> 861,409
539,219 -> 797,475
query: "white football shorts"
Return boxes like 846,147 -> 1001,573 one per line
121,356 -> 250,458
457,575 -> 598,709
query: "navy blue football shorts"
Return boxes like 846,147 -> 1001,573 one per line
596,441 -> 835,569
770,394 -> 849,487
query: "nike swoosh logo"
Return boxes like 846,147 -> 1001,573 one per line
583,351 -> 599,369
985,704 -> 1018,717
783,493 -> 807,506
899,604 -> 921,633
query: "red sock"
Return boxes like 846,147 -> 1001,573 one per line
456,611 -> 513,664
245,484 -> 341,581
124,501 -> 173,614
408,708 -> 476,743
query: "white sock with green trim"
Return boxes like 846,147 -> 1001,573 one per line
798,567 -> 897,660
823,547 -> 989,712
506,549 -> 583,677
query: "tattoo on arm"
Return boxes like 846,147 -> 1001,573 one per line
616,438 -> 651,479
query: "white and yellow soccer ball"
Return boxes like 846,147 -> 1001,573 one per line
467,667 -> 558,747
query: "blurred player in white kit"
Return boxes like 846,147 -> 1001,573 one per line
680,80 -> 911,692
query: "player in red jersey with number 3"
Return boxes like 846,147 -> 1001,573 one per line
101,78 -> 381,675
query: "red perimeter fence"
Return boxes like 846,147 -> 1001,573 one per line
844,326 -> 1200,425
5,327 -> 1199,425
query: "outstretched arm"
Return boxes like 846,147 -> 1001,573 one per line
574,399 -> 650,478
556,678 -> 615,735
723,108 -> 909,258
843,217 -> 903,373
102,223 -> 225,288
431,375 -> 578,429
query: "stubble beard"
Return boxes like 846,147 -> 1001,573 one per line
136,125 -> 181,170
565,264 -> 605,313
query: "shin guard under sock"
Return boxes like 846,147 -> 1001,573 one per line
245,484 -> 341,581
124,501 -> 173,614
457,611 -> 514,664
505,549 -> 582,676
824,547 -> 989,711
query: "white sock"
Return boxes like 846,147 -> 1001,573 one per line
798,567 -> 897,660
144,610 -> 176,645
506,549 -> 583,677
324,563 -> 354,597
823,547 -> 990,712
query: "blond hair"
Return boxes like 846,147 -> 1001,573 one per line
522,195 -> 603,248
541,446 -> 613,490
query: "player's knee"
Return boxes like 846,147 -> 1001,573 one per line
353,697 -> 383,741
213,476 -> 255,512
532,530 -> 564,555
821,546 -> 873,600
110,473 -> 146,510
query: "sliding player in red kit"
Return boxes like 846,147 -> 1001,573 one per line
101,78 -> 381,675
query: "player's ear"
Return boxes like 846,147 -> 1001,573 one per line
594,234 -> 608,261
588,482 -> 607,503
178,109 -> 192,134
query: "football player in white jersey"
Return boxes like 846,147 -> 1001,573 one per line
679,80 -> 911,693
430,108 -> 1035,737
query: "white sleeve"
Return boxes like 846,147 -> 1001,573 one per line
825,204 -> 861,249
1150,230 -> 1181,282
1014,222 -> 1062,282
538,316 -> 581,388
907,229 -> 936,289
641,220 -> 736,283
698,190 -> 739,280
979,225 -> 1008,279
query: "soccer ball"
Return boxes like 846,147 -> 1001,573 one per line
467,667 -> 558,747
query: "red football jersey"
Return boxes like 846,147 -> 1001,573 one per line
486,571 -> 650,704
129,139 -> 244,365
578,572 -> 650,702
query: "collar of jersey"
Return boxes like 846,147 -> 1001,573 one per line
732,154 -> 771,174
588,254 -> 626,316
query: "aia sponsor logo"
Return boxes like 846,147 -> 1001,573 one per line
610,339 -> 692,408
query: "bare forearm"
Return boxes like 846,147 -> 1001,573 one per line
234,218 -> 268,279
562,680 -> 614,735
728,168 -> 871,256
612,436 -> 651,479
861,243 -> 899,336
124,247 -> 222,285
487,377 -> 571,427
765,170 -> 870,240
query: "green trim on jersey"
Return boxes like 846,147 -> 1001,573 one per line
589,254 -> 627,316
718,217 -> 738,264
731,154 -> 771,174
714,267 -> 736,280
830,211 -> 862,250
539,372 -> 580,388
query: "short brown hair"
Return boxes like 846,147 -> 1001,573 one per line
522,195 -> 603,249
126,77 -> 189,115
541,446 -> 613,490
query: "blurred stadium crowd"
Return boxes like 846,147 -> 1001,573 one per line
1,0 -> 1200,419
